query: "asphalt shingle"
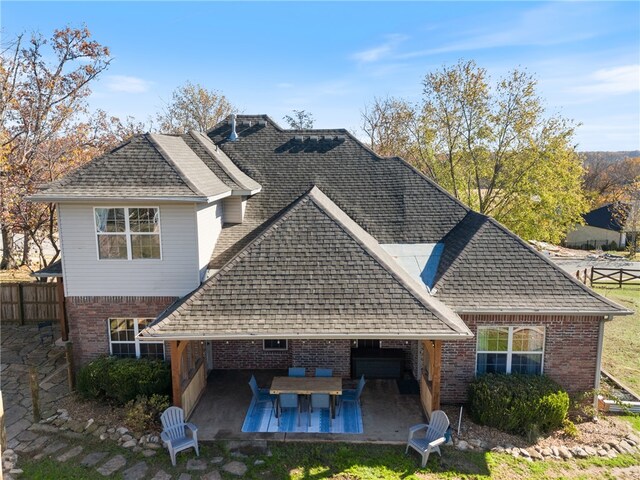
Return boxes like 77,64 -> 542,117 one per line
142,187 -> 471,340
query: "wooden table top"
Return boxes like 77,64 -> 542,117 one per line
269,376 -> 342,395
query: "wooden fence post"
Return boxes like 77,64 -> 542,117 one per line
29,366 -> 40,422
65,342 -> 75,392
590,267 -> 594,286
17,284 -> 25,325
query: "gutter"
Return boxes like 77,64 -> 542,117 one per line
137,331 -> 474,342
455,308 -> 634,317
27,195 -> 210,203
593,317 -> 607,410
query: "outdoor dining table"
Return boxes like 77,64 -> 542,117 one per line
270,376 -> 342,419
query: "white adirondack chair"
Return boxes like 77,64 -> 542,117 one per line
160,406 -> 199,466
405,410 -> 450,467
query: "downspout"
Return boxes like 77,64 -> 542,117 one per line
593,316 -> 610,411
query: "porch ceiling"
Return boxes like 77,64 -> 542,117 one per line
139,187 -> 472,342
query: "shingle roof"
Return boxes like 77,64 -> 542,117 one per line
583,203 -> 628,232
29,132 -> 264,202
30,135 -> 204,201
141,187 -> 471,341
32,259 -> 62,278
208,115 -> 469,244
433,211 -> 630,314
205,115 -> 629,316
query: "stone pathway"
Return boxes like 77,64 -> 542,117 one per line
1,323 -> 70,449
3,426 -> 261,480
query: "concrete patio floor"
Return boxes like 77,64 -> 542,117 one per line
190,369 -> 425,444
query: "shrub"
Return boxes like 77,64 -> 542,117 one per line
125,394 -> 170,433
468,374 -> 569,436
77,356 -> 171,405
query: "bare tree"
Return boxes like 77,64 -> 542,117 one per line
283,110 -> 314,129
156,81 -> 235,134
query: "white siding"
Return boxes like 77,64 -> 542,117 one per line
59,202 -> 200,297
222,196 -> 246,224
565,225 -> 626,248
196,201 -> 223,279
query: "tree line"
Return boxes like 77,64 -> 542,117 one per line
2,27 -> 637,271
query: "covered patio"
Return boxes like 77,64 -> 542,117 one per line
189,369 -> 425,443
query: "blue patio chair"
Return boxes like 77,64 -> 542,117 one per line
338,374 -> 366,415
406,410 -> 450,467
315,368 -> 333,377
160,406 -> 199,467
288,367 -> 306,377
309,393 -> 332,426
248,375 -> 275,408
277,393 -> 301,426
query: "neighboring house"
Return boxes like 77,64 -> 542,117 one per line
30,115 -> 631,418
565,203 -> 630,249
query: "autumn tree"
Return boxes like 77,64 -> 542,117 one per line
283,109 -> 314,129
156,81 -> 235,134
583,155 -> 640,205
361,60 -> 588,243
1,27 -> 113,269
361,96 -> 414,158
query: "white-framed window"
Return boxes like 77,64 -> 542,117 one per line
108,318 -> 165,359
95,207 -> 161,260
263,339 -> 288,351
476,326 -> 544,375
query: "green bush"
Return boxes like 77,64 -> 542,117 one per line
77,356 -> 171,405
125,394 -> 170,433
468,374 -> 569,436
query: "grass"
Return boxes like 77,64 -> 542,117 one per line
596,286 -> 640,396
19,434 -> 640,480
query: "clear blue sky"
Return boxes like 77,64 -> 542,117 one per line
2,1 -> 639,151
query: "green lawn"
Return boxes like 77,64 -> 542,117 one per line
597,286 -> 640,396
20,437 -> 640,480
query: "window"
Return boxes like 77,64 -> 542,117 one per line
353,340 -> 381,349
476,326 -> 544,375
263,339 -> 287,351
95,207 -> 161,260
109,318 -> 164,359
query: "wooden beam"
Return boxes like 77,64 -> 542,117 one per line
56,278 -> 68,342
170,340 -> 185,408
431,340 -> 442,412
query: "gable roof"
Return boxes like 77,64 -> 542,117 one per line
433,211 -> 631,315
583,203 -> 627,232
140,187 -> 472,341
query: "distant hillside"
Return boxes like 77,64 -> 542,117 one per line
581,151 -> 640,165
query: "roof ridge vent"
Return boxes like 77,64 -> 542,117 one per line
294,135 -> 305,142
241,120 -> 252,127
228,114 -> 239,141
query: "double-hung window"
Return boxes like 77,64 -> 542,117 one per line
95,207 -> 161,260
476,326 -> 544,375
108,318 -> 165,359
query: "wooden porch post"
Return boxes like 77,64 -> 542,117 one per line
170,340 -> 188,408
56,277 -> 68,342
431,340 -> 442,412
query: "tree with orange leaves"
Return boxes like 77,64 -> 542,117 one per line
0,27 -> 138,269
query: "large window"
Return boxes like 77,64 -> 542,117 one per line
109,318 -> 165,359
476,326 -> 544,375
95,207 -> 161,260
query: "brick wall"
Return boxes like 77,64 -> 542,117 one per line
440,314 -> 604,404
211,339 -> 353,377
66,296 -> 177,365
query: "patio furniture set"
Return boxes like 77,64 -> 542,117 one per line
249,367 -> 367,427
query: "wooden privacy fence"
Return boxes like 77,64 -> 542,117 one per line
575,267 -> 640,288
0,282 -> 59,324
